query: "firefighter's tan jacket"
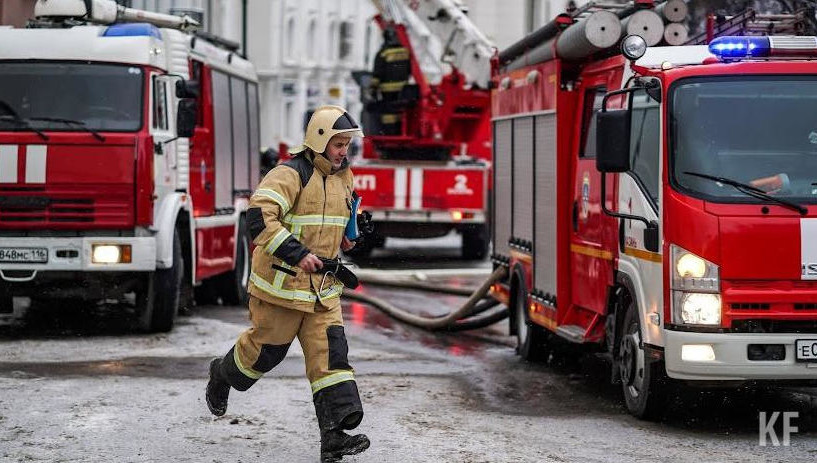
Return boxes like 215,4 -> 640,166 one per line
246,151 -> 354,312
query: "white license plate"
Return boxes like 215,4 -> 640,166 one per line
795,339 -> 817,362
0,247 -> 48,263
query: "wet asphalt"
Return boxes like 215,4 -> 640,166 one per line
2,233 -> 817,461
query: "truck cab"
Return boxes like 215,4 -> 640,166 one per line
0,1 -> 260,332
491,20 -> 817,419
600,37 -> 817,387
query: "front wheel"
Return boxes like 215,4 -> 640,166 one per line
618,298 -> 668,420
137,230 -> 182,333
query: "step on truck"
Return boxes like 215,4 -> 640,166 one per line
490,1 -> 817,419
0,0 -> 261,332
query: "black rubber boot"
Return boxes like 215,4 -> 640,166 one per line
320,429 -> 370,462
205,358 -> 230,416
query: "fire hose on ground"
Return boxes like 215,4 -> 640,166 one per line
341,266 -> 509,332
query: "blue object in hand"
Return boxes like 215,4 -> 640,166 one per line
345,193 -> 362,240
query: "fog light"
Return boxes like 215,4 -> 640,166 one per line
681,344 -> 716,362
92,244 -> 132,264
451,210 -> 463,221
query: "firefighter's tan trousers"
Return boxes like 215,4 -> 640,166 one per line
218,296 -> 364,431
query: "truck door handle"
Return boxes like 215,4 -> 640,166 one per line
205,182 -> 212,192
572,200 -> 579,232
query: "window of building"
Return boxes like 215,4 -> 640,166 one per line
340,21 -> 353,61
364,22 -> 373,65
286,17 -> 296,61
327,21 -> 337,61
308,19 -> 317,60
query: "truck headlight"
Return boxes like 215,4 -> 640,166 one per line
671,245 -> 721,325
675,292 -> 722,325
92,244 -> 132,264
671,245 -> 719,291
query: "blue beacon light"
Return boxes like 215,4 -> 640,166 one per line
709,36 -> 771,60
103,23 -> 163,39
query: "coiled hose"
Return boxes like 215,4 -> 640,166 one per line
342,266 -> 508,332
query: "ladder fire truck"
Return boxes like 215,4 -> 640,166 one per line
348,0 -> 493,259
0,0 -> 260,332
490,1 -> 817,419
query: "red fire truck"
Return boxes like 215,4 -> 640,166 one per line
491,4 -> 817,419
0,0 -> 260,332
348,0 -> 493,259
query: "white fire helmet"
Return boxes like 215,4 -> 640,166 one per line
289,105 -> 364,154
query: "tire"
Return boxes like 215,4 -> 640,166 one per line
618,297 -> 668,420
138,229 -> 183,333
215,216 -> 250,306
513,280 -> 548,362
461,224 -> 489,260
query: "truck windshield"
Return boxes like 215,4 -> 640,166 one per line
670,76 -> 817,204
0,62 -> 143,132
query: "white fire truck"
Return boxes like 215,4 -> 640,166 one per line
0,0 -> 260,332
490,2 -> 817,419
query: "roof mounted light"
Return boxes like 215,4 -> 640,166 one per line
621,34 -> 648,61
709,36 -> 817,60
103,23 -> 162,39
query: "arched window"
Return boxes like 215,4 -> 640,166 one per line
307,19 -> 317,60
327,21 -> 337,61
364,22 -> 372,65
286,17 -> 296,60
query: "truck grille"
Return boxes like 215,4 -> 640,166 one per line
0,186 -> 131,228
730,303 -> 771,310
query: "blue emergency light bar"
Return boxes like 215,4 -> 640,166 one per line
103,23 -> 162,39
709,36 -> 817,60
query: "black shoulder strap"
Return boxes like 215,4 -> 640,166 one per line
282,155 -> 314,188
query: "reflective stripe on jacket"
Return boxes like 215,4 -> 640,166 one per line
246,151 -> 354,312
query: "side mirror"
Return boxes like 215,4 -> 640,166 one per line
596,109 -> 631,173
644,223 -> 660,253
176,79 -> 200,99
177,99 -> 197,138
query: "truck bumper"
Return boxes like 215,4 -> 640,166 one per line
0,236 -> 156,278
665,330 -> 817,381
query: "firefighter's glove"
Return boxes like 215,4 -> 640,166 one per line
355,211 -> 374,242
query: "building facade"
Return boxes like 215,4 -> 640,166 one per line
247,0 -> 379,151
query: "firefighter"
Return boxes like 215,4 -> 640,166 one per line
205,105 -> 369,463
369,28 -> 411,135
371,28 -> 410,102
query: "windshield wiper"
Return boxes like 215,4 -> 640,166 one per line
0,115 -> 49,141
27,117 -> 105,142
684,171 -> 808,216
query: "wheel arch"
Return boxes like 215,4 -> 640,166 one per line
154,193 -> 194,273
